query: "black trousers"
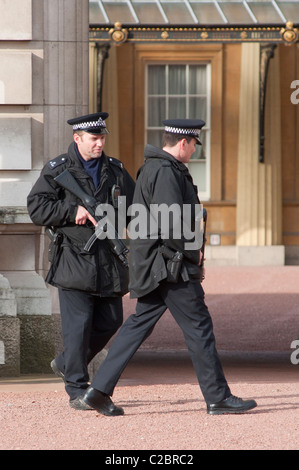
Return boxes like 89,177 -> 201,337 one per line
91,278 -> 231,405
56,288 -> 123,400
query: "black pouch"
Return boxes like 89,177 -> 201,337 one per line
51,240 -> 98,292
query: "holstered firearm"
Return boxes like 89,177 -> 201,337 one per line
45,227 -> 63,263
198,208 -> 207,282
160,245 -> 183,283
54,169 -> 129,268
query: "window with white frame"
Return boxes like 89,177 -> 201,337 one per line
146,63 -> 211,200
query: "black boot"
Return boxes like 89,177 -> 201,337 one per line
82,387 -> 124,416
50,359 -> 65,383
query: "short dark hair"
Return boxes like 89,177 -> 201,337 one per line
162,132 -> 193,147
73,130 -> 85,136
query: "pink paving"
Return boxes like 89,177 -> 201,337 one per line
1,266 -> 298,450
122,265 -> 299,353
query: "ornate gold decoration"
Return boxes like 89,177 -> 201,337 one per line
109,22 -> 128,45
90,24 -> 286,44
280,21 -> 298,45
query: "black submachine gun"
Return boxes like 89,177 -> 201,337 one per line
54,169 -> 129,268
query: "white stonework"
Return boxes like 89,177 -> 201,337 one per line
0,182 -> 33,207
0,0 -> 32,40
0,51 -> 32,104
0,118 -> 32,170
0,274 -> 17,317
4,272 -> 52,316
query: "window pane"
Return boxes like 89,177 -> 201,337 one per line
169,66 -> 186,95
147,130 -> 163,148
188,162 -> 206,192
220,2 -> 254,23
190,131 -> 206,160
248,2 -> 282,23
161,2 -> 194,24
191,3 -> 226,24
89,2 -> 106,23
278,2 -> 299,22
189,65 -> 206,95
132,3 -> 165,24
148,97 -> 166,125
103,3 -> 136,23
148,66 -> 165,95
189,97 -> 207,121
146,63 -> 210,200
169,97 -> 186,118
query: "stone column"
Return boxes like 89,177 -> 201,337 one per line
236,43 -> 284,265
43,0 -> 90,162
262,46 -> 283,247
0,0 -> 90,375
37,0 -> 90,368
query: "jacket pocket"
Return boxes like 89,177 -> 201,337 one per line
50,240 -> 98,292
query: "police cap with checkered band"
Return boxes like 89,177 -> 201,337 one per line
67,112 -> 109,134
162,118 -> 205,145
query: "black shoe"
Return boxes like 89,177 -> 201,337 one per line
69,396 -> 94,411
82,387 -> 124,416
207,395 -> 257,415
50,359 -> 65,382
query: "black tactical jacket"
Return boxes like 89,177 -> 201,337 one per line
128,144 -> 203,299
27,142 -> 135,296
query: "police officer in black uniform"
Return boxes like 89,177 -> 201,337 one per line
27,113 -> 135,409
80,118 -> 257,416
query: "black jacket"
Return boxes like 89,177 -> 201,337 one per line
129,144 -> 203,298
27,142 -> 135,296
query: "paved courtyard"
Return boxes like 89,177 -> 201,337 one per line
0,266 -> 298,450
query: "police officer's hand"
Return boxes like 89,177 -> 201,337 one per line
75,205 -> 97,226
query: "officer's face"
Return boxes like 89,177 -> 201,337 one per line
74,132 -> 106,161
179,138 -> 197,163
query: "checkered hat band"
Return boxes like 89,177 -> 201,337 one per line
164,126 -> 199,137
73,118 -> 106,130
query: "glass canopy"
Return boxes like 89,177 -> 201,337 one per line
89,0 -> 299,25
